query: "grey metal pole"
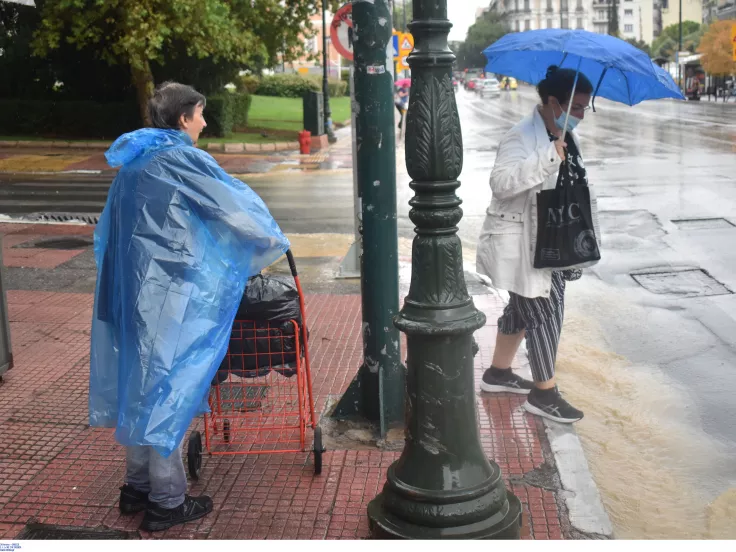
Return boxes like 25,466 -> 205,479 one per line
322,0 -> 337,144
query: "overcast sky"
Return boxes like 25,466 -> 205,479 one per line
448,0 -> 491,42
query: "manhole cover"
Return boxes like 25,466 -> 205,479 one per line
672,218 -> 735,231
16,237 -> 93,250
631,269 -> 732,298
17,522 -> 137,540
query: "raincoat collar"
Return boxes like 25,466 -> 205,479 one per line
105,128 -> 193,168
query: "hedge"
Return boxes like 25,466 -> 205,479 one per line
254,74 -> 349,98
0,99 -> 140,138
203,91 -> 252,137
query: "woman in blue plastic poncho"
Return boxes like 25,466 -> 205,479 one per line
89,82 -> 290,532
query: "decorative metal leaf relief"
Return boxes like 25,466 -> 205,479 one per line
407,236 -> 469,306
405,72 -> 463,181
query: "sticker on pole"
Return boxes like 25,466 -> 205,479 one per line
331,3 -> 353,61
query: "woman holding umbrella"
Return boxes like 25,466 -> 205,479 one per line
476,66 -> 594,424
476,29 -> 683,424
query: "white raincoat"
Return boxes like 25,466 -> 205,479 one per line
476,107 -> 600,299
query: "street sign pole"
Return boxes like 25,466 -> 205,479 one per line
367,0 -> 522,539
332,0 -> 404,437
322,0 -> 338,144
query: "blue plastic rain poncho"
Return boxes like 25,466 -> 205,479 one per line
89,128 -> 290,457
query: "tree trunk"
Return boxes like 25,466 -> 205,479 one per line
130,61 -> 155,127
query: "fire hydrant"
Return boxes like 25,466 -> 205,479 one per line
298,130 -> 311,155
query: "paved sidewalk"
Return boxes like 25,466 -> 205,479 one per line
0,222 -> 610,540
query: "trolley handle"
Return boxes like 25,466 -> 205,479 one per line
286,249 -> 298,277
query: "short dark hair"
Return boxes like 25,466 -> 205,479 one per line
537,66 -> 593,105
148,82 -> 206,129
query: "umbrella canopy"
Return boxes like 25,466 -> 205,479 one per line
483,29 -> 684,106
395,78 -> 411,89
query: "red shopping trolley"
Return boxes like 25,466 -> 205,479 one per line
186,250 -> 324,477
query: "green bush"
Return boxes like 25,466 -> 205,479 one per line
327,79 -> 348,97
255,74 -> 321,98
203,94 -> 234,138
0,99 -> 141,138
237,75 -> 261,95
231,92 -> 252,131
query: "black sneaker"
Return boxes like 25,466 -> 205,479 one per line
140,495 -> 214,532
480,367 -> 534,395
119,484 -> 149,515
523,387 -> 583,423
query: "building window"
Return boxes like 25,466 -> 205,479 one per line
625,9 -> 633,15
547,18 -> 554,28
525,19 -> 531,30
624,24 -> 634,32
547,0 -> 553,10
561,0 -> 569,11
515,0 -> 519,11
515,20 -> 520,31
577,17 -> 583,28
524,0 -> 530,11
562,17 -> 569,28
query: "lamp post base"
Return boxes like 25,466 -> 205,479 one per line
368,490 -> 522,540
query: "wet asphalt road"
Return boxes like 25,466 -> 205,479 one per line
1,87 -> 736,536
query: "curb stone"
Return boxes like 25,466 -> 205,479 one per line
0,140 -> 299,154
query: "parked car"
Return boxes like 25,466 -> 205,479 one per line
478,78 -> 501,98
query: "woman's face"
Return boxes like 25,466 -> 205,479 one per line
179,103 -> 207,143
553,92 -> 591,121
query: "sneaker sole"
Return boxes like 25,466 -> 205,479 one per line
140,507 -> 213,532
480,382 -> 531,395
119,503 -> 148,515
523,401 -> 583,424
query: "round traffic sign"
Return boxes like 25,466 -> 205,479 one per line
331,4 -> 353,61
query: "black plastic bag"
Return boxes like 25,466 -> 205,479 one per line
235,273 -> 301,324
533,164 -> 600,269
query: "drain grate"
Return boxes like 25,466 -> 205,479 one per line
17,522 -> 137,540
631,268 -> 732,298
672,218 -> 735,231
15,237 -> 93,250
27,212 -> 100,225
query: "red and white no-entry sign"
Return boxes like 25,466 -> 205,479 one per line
331,3 -> 353,61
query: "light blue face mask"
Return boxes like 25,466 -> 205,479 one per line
554,111 -> 581,132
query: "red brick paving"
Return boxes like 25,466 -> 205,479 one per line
1,224 -> 93,270
0,287 -> 568,539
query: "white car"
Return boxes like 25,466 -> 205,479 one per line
479,78 -> 501,98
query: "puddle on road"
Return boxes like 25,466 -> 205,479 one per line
555,310 -> 736,539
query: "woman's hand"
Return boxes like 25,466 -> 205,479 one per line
554,136 -> 567,162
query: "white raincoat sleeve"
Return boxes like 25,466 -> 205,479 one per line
490,130 -> 560,200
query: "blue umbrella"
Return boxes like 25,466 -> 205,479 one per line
483,29 -> 684,111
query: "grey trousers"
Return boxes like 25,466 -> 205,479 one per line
125,443 -> 187,509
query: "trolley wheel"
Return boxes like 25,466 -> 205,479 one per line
313,426 -> 325,475
223,419 -> 231,443
187,431 -> 203,481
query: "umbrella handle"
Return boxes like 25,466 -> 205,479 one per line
561,56 -> 583,136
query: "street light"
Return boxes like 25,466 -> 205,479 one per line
367,0 -> 521,540
322,0 -> 337,144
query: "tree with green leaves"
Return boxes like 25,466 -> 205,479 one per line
393,0 -> 412,32
608,0 -> 619,37
455,10 -> 509,70
31,0 -> 337,125
651,21 -> 704,61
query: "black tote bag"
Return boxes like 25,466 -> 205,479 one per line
533,160 -> 601,270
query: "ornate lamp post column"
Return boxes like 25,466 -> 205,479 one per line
367,0 -> 522,540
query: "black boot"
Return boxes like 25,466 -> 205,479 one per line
140,495 -> 213,532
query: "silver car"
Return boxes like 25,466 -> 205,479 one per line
479,78 -> 501,98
